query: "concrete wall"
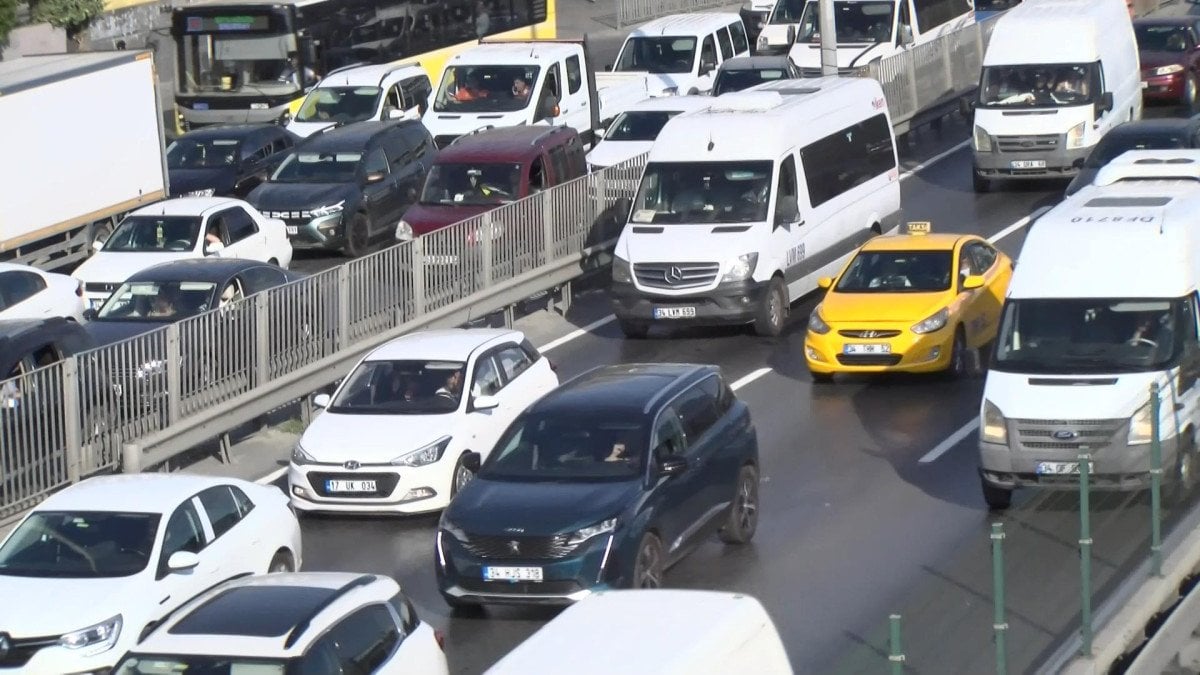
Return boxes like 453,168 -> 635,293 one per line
1,23 -> 65,60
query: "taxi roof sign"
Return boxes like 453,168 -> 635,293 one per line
905,221 -> 932,235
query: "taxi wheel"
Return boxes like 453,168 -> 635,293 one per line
947,328 -> 970,378
753,277 -> 787,337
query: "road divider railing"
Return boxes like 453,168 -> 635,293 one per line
0,153 -> 647,524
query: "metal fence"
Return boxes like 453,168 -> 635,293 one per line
0,153 -> 648,521
614,0 -> 733,28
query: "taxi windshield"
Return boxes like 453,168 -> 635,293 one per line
835,250 -> 953,292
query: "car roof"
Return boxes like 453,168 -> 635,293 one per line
436,125 -> 576,163
0,262 -> 49,276
126,258 -> 285,284
320,62 -> 424,86
718,55 -> 792,71
530,363 -> 715,417
0,317 -> 70,343
177,124 -> 283,142
622,95 -> 715,113
34,474 -> 241,514
1134,16 -> 1197,26
860,232 -> 975,252
129,197 -> 245,218
298,120 -> 417,152
365,328 -> 526,362
1107,118 -> 1200,137
632,13 -> 742,36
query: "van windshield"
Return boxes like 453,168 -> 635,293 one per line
615,37 -> 697,74
978,63 -> 1101,108
433,65 -> 540,113
794,0 -> 895,43
992,297 -> 1192,374
630,161 -> 774,224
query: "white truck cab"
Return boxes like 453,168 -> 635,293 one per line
610,78 -> 902,338
978,150 -> 1200,510
611,13 -> 752,96
287,63 -> 431,139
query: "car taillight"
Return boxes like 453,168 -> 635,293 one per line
434,629 -> 446,651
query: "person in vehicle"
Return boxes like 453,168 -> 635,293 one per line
148,294 -> 176,318
512,77 -> 531,102
454,74 -> 488,102
436,370 -> 463,398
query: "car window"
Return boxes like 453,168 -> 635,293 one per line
529,156 -> 547,192
385,84 -> 404,112
701,35 -> 718,69
669,378 -> 721,446
968,242 -> 998,273
566,55 -> 582,94
295,637 -> 342,675
472,354 -> 503,396
0,270 -> 47,307
325,604 -> 401,673
197,486 -> 242,539
363,148 -> 390,176
495,345 -> 534,382
400,126 -> 431,162
548,145 -> 570,185
222,208 -> 259,244
729,22 -> 749,53
651,410 -> 687,459
231,486 -> 256,517
159,500 -> 205,574
717,27 -> 734,60
382,132 -> 412,167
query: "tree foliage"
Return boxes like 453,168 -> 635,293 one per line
0,0 -> 18,48
30,0 -> 103,48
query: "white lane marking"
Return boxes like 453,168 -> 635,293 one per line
899,139 -> 970,182
731,367 -> 774,391
258,466 -> 287,485
919,419 -> 980,464
540,315 -> 617,354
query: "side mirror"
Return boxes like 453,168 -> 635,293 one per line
205,242 -> 225,256
385,107 -> 403,120
1096,91 -> 1114,115
541,95 -> 560,119
658,456 -> 688,477
312,393 -> 330,409
817,276 -> 833,290
959,97 -> 975,119
167,551 -> 200,573
962,274 -> 985,290
899,24 -> 914,46
472,394 -> 499,411
462,451 -> 482,473
701,60 -> 716,75
364,171 -> 387,184
786,25 -> 796,45
92,239 -> 105,252
82,307 -> 98,320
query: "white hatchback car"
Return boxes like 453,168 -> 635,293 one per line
0,262 -> 86,322
289,328 -> 559,514
72,197 -> 294,310
585,95 -> 714,171
111,572 -> 449,675
0,474 -> 302,674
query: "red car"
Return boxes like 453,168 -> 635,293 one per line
1135,17 -> 1200,107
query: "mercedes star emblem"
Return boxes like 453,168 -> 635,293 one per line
665,265 -> 684,283
343,460 -> 361,470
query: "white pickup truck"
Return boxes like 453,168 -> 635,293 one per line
422,38 -> 649,149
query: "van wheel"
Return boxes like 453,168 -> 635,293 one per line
1167,428 -> 1197,506
631,532 -> 665,589
753,277 -> 787,337
972,172 -> 991,193
343,213 -> 371,258
618,318 -> 650,339
718,465 -> 759,544
981,477 -> 1012,510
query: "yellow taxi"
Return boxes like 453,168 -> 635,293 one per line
804,221 -> 1014,382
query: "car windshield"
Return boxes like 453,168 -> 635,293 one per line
104,216 -> 202,253
835,250 -> 953,292
328,359 -> 466,414
1136,24 -> 1191,52
993,298 -> 1189,374
0,511 -> 160,578
614,37 -> 697,74
631,161 -> 774,224
480,413 -> 649,481
979,63 -> 1101,107
421,163 -> 522,205
433,65 -> 540,113
271,151 -> 362,183
167,138 -> 240,169
713,68 -> 789,96
604,111 -> 683,142
96,281 -> 218,322
794,1 -> 895,43
295,86 -> 382,124
114,655 -> 287,675
1084,132 -> 1190,168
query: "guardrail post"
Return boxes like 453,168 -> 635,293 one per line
481,211 -> 494,288
1079,451 -> 1094,656
615,0 -> 622,29
1150,382 -> 1164,577
409,238 -> 426,318
122,442 -> 142,473
165,323 -> 182,425
254,293 -> 269,389
62,358 -> 82,484
991,522 -> 1008,675
592,171 -> 607,231
336,265 -> 351,350
542,189 -> 555,266
888,614 -> 905,674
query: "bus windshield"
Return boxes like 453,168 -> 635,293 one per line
178,30 -> 303,96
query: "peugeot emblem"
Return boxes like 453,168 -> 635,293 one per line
343,460 -> 360,470
1052,429 -> 1079,440
0,634 -> 9,661
665,266 -> 684,283
507,540 -> 520,554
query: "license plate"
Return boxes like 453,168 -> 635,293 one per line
654,306 -> 696,319
1010,160 -> 1046,169
483,566 -> 543,582
1036,461 -> 1079,475
843,343 -> 891,355
325,479 -> 377,493
286,225 -> 298,236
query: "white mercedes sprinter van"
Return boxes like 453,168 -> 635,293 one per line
978,150 -> 1200,510
971,0 -> 1142,192
610,78 -> 902,338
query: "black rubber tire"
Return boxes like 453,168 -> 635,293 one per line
343,212 -> 371,258
753,276 -> 787,337
631,532 -> 665,589
268,550 -> 294,573
450,454 -> 475,498
443,595 -> 484,614
1184,73 -> 1199,111
946,327 -> 970,379
618,318 -> 650,339
268,258 -> 279,267
981,477 -> 1012,511
972,172 -> 991,193
719,465 -> 760,544
1167,429 -> 1197,507
811,371 -> 834,384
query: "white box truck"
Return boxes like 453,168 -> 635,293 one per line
0,51 -> 169,270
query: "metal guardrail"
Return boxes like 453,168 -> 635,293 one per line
614,0 -> 732,28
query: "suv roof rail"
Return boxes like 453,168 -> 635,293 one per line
642,364 -> 711,414
449,125 -> 497,145
136,571 -> 257,645
325,62 -> 370,77
283,574 -> 376,648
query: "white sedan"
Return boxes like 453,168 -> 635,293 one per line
0,474 -> 303,674
289,328 -> 559,514
71,197 -> 293,310
0,262 -> 85,322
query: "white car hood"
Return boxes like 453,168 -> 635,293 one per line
0,575 -> 143,637
587,140 -> 653,169
974,106 -> 1088,135
72,252 -> 195,285
286,120 -> 334,139
422,110 -> 532,139
617,224 -> 761,265
789,41 -> 889,69
984,370 -> 1158,420
300,411 -> 457,463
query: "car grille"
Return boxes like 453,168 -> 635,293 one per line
1011,418 -> 1125,450
0,635 -> 58,667
460,533 -> 579,560
838,329 -> 901,339
835,354 -> 903,366
633,262 -> 720,290
306,472 -> 400,498
434,134 -> 460,149
457,579 -> 583,595
995,134 -> 1060,153
84,282 -> 119,294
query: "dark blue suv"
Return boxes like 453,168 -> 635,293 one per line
435,363 -> 759,609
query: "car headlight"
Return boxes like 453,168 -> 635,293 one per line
565,518 -> 617,546
291,442 -> 317,465
973,124 -> 992,152
60,615 -> 122,653
613,256 -> 633,284
807,304 -> 831,334
1155,64 -> 1185,76
721,253 -> 758,283
310,200 -> 345,218
911,308 -> 949,334
392,436 -> 452,467
185,188 -> 215,198
1066,121 -> 1086,150
395,220 -> 414,241
981,399 -> 1007,444
757,35 -> 769,50
136,360 -> 167,379
439,515 -> 467,541
1128,402 -> 1154,446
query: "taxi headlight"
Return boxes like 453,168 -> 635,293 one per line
982,399 -> 1007,444
807,304 -> 831,334
911,308 -> 949,334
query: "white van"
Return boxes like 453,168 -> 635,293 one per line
287,63 -> 431,139
612,13 -> 752,96
610,77 -> 902,338
485,590 -> 793,675
761,0 -> 974,71
971,0 -> 1142,192
978,150 -> 1200,510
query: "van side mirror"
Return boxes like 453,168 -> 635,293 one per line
959,97 -> 975,119
92,238 -> 105,252
817,276 -> 833,290
962,274 -> 985,290
773,199 -> 798,227
786,25 -> 796,45
1096,91 -> 1114,115
701,59 -> 716,76
541,95 -> 560,120
385,107 -> 403,119
205,242 -> 225,256
898,24 -> 914,46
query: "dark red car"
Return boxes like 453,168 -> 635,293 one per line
1135,17 -> 1200,107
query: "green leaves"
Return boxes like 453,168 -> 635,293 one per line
0,0 -> 18,46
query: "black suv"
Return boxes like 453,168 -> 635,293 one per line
167,124 -> 297,199
247,120 -> 435,257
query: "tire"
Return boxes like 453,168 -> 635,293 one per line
631,532 -> 665,589
753,276 -> 787,337
719,465 -> 760,544
444,596 -> 484,614
811,371 -> 834,384
342,212 -> 371,258
1184,73 -> 1199,111
268,258 -> 279,267
1167,429 -> 1197,507
450,454 -> 476,498
618,318 -> 650,339
981,477 -> 1012,511
946,327 -> 970,379
972,172 -> 991,193
267,551 -> 294,574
